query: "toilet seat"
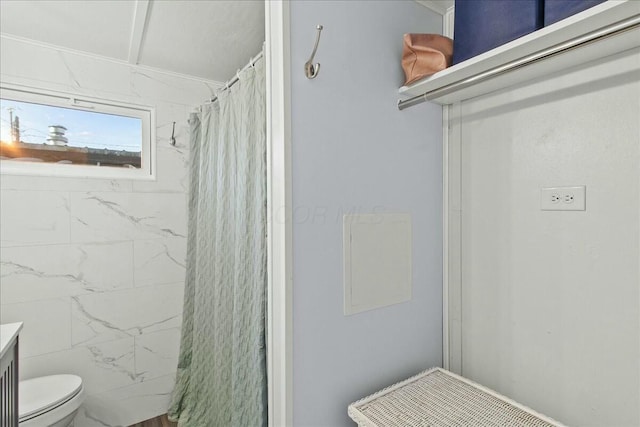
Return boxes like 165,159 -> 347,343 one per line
19,375 -> 83,422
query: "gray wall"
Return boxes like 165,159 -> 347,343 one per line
289,2 -> 444,425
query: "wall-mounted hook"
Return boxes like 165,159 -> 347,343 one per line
304,25 -> 323,79
170,122 -> 176,146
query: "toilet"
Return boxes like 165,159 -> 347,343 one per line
18,375 -> 85,427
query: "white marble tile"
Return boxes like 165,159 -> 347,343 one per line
71,283 -> 184,346
0,35 -> 214,426
132,127 -> 190,194
20,337 -> 137,395
0,298 -> 71,358
69,192 -> 187,243
55,49 -> 139,100
132,153 -> 189,194
74,375 -> 175,427
134,328 -> 181,382
153,102 -> 192,151
0,174 -> 133,193
129,66 -> 219,105
1,38 -> 220,107
134,238 -> 186,287
0,40 -> 89,95
0,190 -> 70,247
0,241 -> 134,304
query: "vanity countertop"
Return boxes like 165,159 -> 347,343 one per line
0,322 -> 23,360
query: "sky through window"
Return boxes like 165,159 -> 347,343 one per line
0,98 -> 142,152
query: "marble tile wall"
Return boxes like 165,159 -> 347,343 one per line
0,36 -> 221,426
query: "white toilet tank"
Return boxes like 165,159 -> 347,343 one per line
19,375 -> 84,427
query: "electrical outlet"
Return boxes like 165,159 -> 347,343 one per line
541,186 -> 586,211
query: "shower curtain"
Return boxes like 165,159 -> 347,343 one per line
169,56 -> 267,427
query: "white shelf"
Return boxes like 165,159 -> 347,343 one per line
399,0 -> 640,106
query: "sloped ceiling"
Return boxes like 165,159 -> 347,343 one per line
0,0 -> 265,83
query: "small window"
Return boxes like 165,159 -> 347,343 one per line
0,85 -> 155,179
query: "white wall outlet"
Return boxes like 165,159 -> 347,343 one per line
541,186 -> 586,211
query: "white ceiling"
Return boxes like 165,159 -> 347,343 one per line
0,0 -> 265,83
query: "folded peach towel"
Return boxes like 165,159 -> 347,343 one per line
402,34 -> 453,85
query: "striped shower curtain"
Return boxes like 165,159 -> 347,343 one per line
169,55 -> 267,427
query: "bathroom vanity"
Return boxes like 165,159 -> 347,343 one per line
1,322 -> 22,427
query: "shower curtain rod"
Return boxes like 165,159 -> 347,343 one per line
209,49 -> 264,104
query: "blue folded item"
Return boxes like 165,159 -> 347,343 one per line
544,0 -> 606,26
453,0 -> 544,65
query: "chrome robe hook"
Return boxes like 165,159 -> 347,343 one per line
304,25 -> 323,79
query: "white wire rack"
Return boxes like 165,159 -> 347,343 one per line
348,368 -> 566,427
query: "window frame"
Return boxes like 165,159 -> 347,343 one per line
0,84 -> 156,180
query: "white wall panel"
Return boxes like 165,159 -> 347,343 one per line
458,48 -> 640,426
